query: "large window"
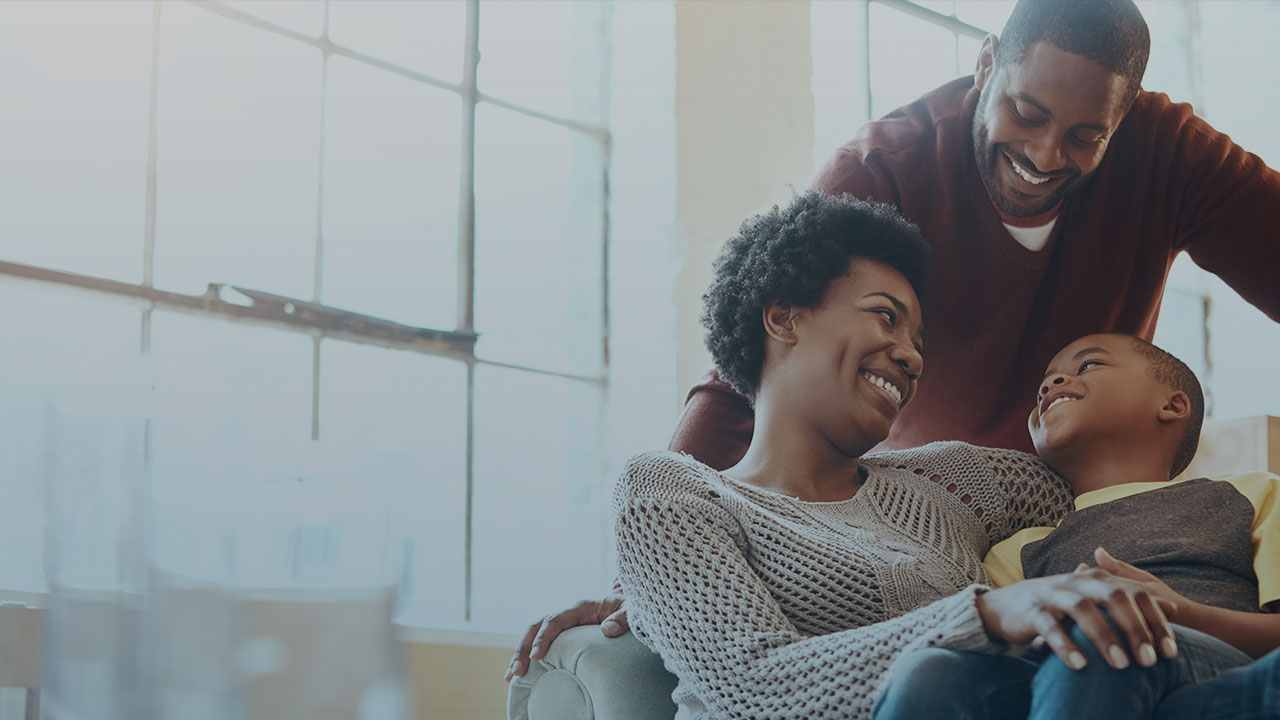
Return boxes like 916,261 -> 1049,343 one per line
0,0 -> 614,632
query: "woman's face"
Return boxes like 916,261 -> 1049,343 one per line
782,259 -> 924,454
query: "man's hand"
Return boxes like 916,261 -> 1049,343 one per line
976,565 -> 1179,672
505,595 -> 628,681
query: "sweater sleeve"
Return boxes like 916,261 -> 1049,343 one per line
976,446 -> 1074,545
1168,105 -> 1280,322
614,452 -> 998,719
667,367 -> 753,472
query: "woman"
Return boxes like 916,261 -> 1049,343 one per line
607,192 -> 1175,719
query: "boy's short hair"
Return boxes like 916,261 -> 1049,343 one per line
1123,336 -> 1205,478
702,192 -> 930,402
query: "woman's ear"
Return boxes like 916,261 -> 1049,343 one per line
974,34 -> 998,90
763,303 -> 799,345
1157,390 -> 1191,424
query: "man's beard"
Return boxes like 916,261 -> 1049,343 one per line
971,94 -> 1082,217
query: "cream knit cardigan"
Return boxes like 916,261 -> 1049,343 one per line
613,441 -> 1073,719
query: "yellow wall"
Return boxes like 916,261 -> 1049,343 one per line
674,0 -> 816,398
410,642 -> 511,720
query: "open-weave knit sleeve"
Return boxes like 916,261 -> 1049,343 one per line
976,447 -> 1073,544
613,452 -> 995,719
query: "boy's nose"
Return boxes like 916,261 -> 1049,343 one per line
1039,374 -> 1068,398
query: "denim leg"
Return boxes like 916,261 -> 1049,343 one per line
1154,645 -> 1280,720
1028,624 -> 1251,720
872,647 -> 1037,720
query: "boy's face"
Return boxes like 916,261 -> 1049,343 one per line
1027,334 -> 1173,465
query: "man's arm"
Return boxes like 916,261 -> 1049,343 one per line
667,367 -> 753,471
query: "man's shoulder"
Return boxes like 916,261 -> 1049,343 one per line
814,77 -> 976,195
844,77 -> 973,157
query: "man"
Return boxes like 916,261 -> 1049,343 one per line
508,0 -> 1280,679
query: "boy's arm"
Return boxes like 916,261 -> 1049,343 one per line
1095,548 -> 1280,659
1173,600 -> 1280,660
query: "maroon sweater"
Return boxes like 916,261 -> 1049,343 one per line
671,77 -> 1280,469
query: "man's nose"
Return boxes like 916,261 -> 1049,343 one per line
1024,134 -> 1067,174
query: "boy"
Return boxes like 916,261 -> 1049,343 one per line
874,333 -> 1280,720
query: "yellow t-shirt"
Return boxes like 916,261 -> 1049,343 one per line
984,472 -> 1280,611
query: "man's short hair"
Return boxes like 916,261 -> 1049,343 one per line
997,0 -> 1151,102
1124,336 -> 1205,478
702,191 -> 930,402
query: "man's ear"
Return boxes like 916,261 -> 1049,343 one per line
974,34 -> 998,90
1157,390 -> 1191,424
762,303 -> 799,345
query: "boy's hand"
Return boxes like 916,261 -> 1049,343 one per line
1091,547 -> 1190,621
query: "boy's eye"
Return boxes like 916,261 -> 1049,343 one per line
1078,360 -> 1101,373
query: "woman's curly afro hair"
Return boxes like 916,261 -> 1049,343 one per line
701,191 -> 930,402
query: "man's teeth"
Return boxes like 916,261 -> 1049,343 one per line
1046,396 -> 1076,412
862,372 -> 902,405
1008,155 -> 1049,185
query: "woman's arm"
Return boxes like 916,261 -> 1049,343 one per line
615,473 -> 994,719
615,453 -> 1177,717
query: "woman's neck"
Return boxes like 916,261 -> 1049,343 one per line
724,397 -> 873,502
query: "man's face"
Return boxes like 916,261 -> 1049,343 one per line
972,41 -> 1133,217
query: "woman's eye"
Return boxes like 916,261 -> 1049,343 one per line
875,309 -> 896,325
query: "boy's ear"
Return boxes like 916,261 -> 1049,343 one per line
762,303 -> 799,345
1157,390 -> 1192,424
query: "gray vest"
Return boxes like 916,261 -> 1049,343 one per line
1020,478 -> 1260,613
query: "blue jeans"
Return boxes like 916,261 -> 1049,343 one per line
872,624 -> 1266,720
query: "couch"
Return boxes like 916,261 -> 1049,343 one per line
506,625 -> 679,720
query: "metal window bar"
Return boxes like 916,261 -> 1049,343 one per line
872,0 -> 991,40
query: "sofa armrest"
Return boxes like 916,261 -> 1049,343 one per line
507,625 -> 678,720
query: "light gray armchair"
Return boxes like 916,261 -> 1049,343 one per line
506,625 -> 679,720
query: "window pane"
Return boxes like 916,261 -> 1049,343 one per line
470,366 -> 606,631
953,1 -> 1018,34
474,106 -> 605,375
322,57 -> 460,330
154,2 -> 322,298
959,33 -> 983,75
149,313 -> 313,492
328,0 -> 466,83
317,340 -> 467,626
0,1 -> 152,282
478,0 -> 607,124
0,277 -> 143,593
221,0 -> 325,37
869,4 -> 959,118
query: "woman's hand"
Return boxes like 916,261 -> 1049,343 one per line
505,594 -> 629,681
1089,547 -> 1193,623
976,565 -> 1179,671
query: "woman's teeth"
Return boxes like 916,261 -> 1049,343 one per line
862,372 -> 902,405
1008,154 -> 1049,185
